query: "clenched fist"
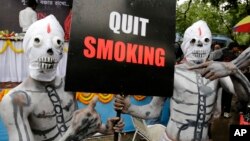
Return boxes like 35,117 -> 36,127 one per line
114,95 -> 131,113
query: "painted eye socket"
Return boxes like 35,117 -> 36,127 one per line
33,36 -> 43,47
190,39 -> 196,44
52,36 -> 64,49
204,38 -> 210,43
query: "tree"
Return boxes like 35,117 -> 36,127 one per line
176,0 -> 249,45
176,0 -> 229,34
200,0 -> 249,11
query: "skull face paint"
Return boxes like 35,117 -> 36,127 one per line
23,15 -> 65,81
181,20 -> 212,64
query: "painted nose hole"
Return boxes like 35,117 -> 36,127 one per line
47,48 -> 54,55
197,41 -> 203,47
197,44 -> 203,47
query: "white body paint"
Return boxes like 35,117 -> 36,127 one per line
1,77 -> 76,141
165,63 -> 234,141
164,21 -> 235,141
117,21 -> 240,141
0,15 -> 106,141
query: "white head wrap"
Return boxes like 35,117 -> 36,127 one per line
23,15 -> 65,81
181,20 -> 212,64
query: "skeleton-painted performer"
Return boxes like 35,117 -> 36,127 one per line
114,20 -> 249,141
0,15 -> 124,141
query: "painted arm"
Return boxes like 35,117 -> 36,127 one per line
219,70 -> 250,108
189,47 -> 250,80
114,95 -> 166,119
0,91 -> 34,141
219,76 -> 235,95
232,47 -> 250,70
189,61 -> 237,80
230,70 -> 250,122
229,70 -> 250,104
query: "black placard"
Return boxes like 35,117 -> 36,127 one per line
65,0 -> 176,96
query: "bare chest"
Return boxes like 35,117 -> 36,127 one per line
27,87 -> 76,139
174,68 -> 218,96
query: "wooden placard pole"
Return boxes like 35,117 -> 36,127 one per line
114,94 -> 125,141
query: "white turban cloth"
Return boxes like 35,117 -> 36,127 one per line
23,15 -> 65,81
181,20 -> 212,64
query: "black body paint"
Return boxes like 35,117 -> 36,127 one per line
10,91 -> 31,141
45,85 -> 68,136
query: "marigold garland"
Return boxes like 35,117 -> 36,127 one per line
98,93 -> 114,104
0,40 -> 24,54
0,40 -> 68,54
76,92 -> 95,104
0,41 -> 8,54
0,91 -> 4,102
0,89 -> 146,103
133,95 -> 146,101
0,89 -> 10,102
75,92 -> 146,104
76,92 -> 114,104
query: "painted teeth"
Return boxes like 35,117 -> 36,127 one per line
38,57 -> 55,63
38,57 -> 56,69
40,63 -> 54,69
192,50 -> 207,58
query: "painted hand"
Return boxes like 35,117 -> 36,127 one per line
99,117 -> 125,134
189,61 -> 237,80
65,96 -> 101,140
114,95 -> 131,113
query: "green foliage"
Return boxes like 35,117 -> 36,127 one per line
176,0 -> 249,45
234,33 -> 250,45
176,0 -> 229,34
